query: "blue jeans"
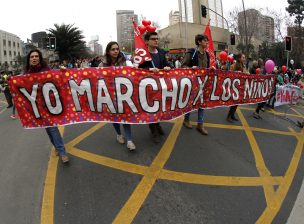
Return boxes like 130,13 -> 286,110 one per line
184,108 -> 204,124
113,123 -> 132,141
45,127 -> 66,156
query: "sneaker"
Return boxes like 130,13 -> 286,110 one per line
253,112 -> 261,119
10,115 -> 16,119
60,155 -> 70,164
196,123 -> 208,135
261,108 -> 265,112
116,135 -> 125,144
183,120 -> 192,129
55,150 -> 59,156
127,141 -> 136,151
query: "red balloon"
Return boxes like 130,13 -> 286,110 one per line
219,51 -> 228,62
142,20 -> 151,27
227,55 -> 234,63
138,25 -> 147,34
146,25 -> 156,32
281,65 -> 287,73
256,68 -> 261,74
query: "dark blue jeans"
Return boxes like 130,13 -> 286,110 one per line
45,127 -> 66,156
112,123 -> 132,141
184,108 -> 204,124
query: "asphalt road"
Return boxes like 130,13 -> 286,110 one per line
0,93 -> 303,224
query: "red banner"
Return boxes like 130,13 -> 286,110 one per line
203,20 -> 216,68
9,68 -> 275,128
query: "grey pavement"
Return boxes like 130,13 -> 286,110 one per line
0,92 -> 303,224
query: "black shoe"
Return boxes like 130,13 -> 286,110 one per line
156,125 -> 165,135
6,105 -> 13,108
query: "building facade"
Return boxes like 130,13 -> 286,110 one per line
238,9 -> 274,44
169,11 -> 180,26
31,31 -> 47,48
178,0 -> 224,28
116,10 -> 138,53
0,30 -> 23,72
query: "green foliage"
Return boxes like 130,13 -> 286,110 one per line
286,0 -> 304,26
47,24 -> 89,61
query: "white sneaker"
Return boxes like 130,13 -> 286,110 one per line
127,141 -> 136,151
116,135 -> 125,144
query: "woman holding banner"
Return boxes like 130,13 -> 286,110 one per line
99,41 -> 136,151
24,49 -> 69,164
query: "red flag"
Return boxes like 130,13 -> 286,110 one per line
132,20 -> 152,65
203,20 -> 216,67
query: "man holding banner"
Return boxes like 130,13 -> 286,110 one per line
182,34 -> 210,135
139,31 -> 171,143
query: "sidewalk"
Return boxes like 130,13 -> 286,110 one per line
287,179 -> 304,224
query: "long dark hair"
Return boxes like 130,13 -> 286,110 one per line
234,53 -> 245,72
25,49 -> 47,72
104,41 -> 125,66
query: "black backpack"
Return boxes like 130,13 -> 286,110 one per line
186,48 -> 210,68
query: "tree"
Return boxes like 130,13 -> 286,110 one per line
286,0 -> 304,27
47,24 -> 89,61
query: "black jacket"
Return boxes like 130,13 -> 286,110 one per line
139,48 -> 170,69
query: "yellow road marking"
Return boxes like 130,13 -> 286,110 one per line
41,126 -> 65,224
41,107 -> 303,223
0,107 -> 6,114
290,107 -> 303,117
159,169 -> 283,186
113,118 -> 183,224
240,107 -> 303,118
68,146 -> 148,175
256,128 -> 304,223
65,123 -> 106,149
237,109 -> 275,205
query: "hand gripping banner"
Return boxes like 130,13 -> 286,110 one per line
9,67 -> 275,128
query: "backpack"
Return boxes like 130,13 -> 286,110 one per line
186,48 -> 210,68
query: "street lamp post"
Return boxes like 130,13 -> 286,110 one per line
241,0 -> 249,57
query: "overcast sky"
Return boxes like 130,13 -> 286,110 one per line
1,0 -> 289,48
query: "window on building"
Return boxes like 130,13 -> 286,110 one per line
4,50 -> 6,56
10,61 -> 13,65
18,52 -> 20,56
14,51 -> 16,56
17,43 -> 19,48
8,41 -> 11,47
13,42 -> 15,47
9,51 -> 12,56
3,40 -> 6,46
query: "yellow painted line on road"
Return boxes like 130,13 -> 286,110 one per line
257,128 -> 304,223
237,109 -> 275,205
250,127 -> 299,137
159,169 -> 283,186
41,126 -> 65,224
68,146 -> 148,175
65,123 -> 106,149
290,107 -> 303,117
113,118 -> 183,224
0,107 -> 6,114
240,107 -> 303,118
190,121 -> 244,130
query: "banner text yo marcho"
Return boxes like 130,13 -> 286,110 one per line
8,67 -> 275,128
